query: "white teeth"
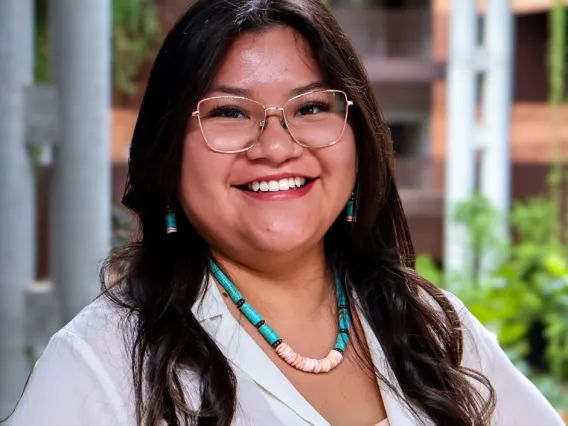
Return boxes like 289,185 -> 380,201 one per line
246,176 -> 310,192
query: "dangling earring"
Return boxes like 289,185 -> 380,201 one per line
165,205 -> 177,234
346,193 -> 355,223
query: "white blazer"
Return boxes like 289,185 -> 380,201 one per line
9,278 -> 565,425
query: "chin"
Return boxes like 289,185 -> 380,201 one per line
246,227 -> 317,254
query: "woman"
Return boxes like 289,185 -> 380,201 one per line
7,1 -> 564,425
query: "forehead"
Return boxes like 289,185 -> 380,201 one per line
210,26 -> 323,97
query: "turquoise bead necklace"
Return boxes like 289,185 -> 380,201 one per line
209,259 -> 351,373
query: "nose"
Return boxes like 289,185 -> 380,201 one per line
245,110 -> 303,164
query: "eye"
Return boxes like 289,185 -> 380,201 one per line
209,106 -> 249,119
295,102 -> 330,116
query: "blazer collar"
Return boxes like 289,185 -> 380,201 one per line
192,276 -> 427,426
193,277 -> 329,425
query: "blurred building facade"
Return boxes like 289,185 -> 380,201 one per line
34,0 -> 568,278
431,0 -> 568,259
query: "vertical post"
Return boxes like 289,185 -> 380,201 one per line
480,0 -> 514,273
418,116 -> 433,188
0,0 -> 35,416
50,0 -> 112,322
444,0 -> 477,277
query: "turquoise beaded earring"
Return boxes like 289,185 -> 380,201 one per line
346,192 -> 355,223
165,205 -> 177,234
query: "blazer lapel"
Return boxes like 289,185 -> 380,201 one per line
193,277 -> 433,426
193,277 -> 330,426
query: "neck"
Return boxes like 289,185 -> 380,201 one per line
211,244 -> 334,320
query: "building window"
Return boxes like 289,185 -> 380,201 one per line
390,123 -> 420,157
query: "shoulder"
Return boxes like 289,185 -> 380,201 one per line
437,290 -> 496,342
9,296 -> 137,426
60,294 -> 134,352
44,294 -> 136,374
430,290 -> 565,425
437,290 -> 497,369
415,287 -> 498,371
417,288 -> 497,366
41,294 -> 136,388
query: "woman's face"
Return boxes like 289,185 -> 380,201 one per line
179,26 -> 357,259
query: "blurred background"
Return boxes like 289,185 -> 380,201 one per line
0,0 -> 567,421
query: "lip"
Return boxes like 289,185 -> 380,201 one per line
233,173 -> 316,187
236,178 -> 316,201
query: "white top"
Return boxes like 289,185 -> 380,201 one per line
9,278 -> 565,426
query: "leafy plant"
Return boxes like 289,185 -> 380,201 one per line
417,194 -> 568,407
415,255 -> 441,286
35,0 -> 49,82
417,1 -> 568,407
33,0 -> 161,95
547,1 -> 567,246
112,0 -> 161,95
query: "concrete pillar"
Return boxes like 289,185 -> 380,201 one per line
50,0 -> 112,322
0,0 -> 36,416
479,0 -> 514,274
444,0 -> 477,277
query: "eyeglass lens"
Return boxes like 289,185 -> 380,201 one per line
197,90 -> 349,152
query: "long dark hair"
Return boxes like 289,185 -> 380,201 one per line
104,0 -> 496,425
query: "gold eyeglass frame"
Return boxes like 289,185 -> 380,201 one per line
190,89 -> 354,154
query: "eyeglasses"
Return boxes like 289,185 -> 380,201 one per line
190,89 -> 354,154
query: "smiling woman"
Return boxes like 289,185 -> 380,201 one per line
180,27 -> 357,257
5,1 -> 565,426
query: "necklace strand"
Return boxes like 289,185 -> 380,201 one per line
209,260 -> 351,374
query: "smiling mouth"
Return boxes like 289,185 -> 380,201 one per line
236,177 -> 315,193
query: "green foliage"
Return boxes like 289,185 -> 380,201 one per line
415,255 -> 441,286
35,0 -> 49,82
531,375 -> 568,410
112,0 -> 161,95
542,1 -> 568,387
453,193 -> 508,288
417,194 -> 568,407
548,2 -> 567,107
112,205 -> 135,247
417,2 -> 568,407
33,0 -> 161,94
547,2 -> 568,245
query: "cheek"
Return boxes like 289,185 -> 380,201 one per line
323,127 -> 357,187
178,131 -> 230,222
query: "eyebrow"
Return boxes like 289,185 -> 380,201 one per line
209,81 -> 329,98
210,85 -> 253,97
289,81 -> 328,97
